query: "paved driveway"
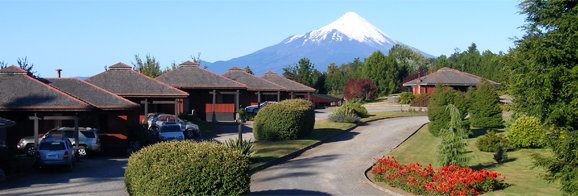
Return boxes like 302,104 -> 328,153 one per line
250,116 -> 429,195
0,157 -> 128,196
315,103 -> 420,121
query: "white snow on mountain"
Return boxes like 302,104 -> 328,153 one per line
284,12 -> 399,46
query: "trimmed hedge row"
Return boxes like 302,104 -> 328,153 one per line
253,99 -> 315,141
124,141 -> 250,195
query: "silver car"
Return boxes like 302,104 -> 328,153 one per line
157,122 -> 185,141
146,113 -> 200,139
37,137 -> 76,170
17,127 -> 101,157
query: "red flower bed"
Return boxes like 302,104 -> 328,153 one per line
371,156 -> 506,196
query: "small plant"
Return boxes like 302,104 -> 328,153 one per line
493,145 -> 508,164
476,131 -> 513,152
508,116 -> 544,148
410,94 -> 429,107
223,138 -> 255,156
328,108 -> 360,123
344,101 -> 368,117
399,92 -> 415,104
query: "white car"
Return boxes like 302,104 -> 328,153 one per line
245,101 -> 276,113
157,122 -> 185,141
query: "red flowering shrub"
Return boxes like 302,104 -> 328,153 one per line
343,78 -> 376,100
371,156 -> 506,196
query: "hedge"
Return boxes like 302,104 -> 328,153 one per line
124,141 -> 250,195
253,99 -> 315,141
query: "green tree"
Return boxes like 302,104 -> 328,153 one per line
283,58 -> 321,91
324,58 -> 363,95
505,0 -> 578,194
360,51 -> 400,95
244,66 -> 254,75
469,80 -> 504,128
428,86 -> 468,137
17,57 -> 37,77
437,104 -> 469,167
133,54 -> 163,78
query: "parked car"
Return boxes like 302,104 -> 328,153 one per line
37,137 -> 76,170
157,122 -> 185,141
245,101 -> 276,113
17,127 -> 100,157
145,113 -> 200,139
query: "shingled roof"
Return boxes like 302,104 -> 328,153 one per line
402,67 -> 501,87
0,66 -> 93,111
85,63 -> 188,98
45,78 -> 139,110
156,61 -> 247,89
261,71 -> 316,92
222,67 -> 286,91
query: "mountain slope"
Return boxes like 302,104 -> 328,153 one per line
205,12 -> 430,75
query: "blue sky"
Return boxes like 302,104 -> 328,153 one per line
0,0 -> 525,77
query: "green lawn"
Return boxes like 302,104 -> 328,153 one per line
250,111 -> 426,169
388,125 -> 562,195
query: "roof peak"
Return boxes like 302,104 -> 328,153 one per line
109,62 -> 132,70
180,61 -> 200,67
0,65 -> 28,74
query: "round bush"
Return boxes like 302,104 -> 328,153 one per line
398,92 -> 415,104
328,107 -> 360,123
253,99 -> 315,141
476,131 -> 513,152
345,102 -> 368,117
124,141 -> 250,195
508,116 -> 544,148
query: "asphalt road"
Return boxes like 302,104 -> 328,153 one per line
0,157 -> 128,196
250,116 -> 429,195
315,104 -> 424,121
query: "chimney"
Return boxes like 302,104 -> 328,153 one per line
56,69 -> 62,78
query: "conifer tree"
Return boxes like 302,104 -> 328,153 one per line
469,80 -> 504,128
428,86 -> 468,136
437,104 -> 469,167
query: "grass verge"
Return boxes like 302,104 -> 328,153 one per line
387,124 -> 562,195
250,111 -> 426,169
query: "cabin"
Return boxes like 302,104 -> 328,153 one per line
402,67 -> 500,95
156,61 -> 247,122
222,67 -> 287,108
85,63 -> 189,124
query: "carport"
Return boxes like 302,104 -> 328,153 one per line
261,71 -> 316,100
222,67 -> 287,108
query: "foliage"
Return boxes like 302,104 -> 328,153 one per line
16,57 -> 38,77
428,86 -> 468,136
508,116 -> 544,148
476,131 -> 513,152
372,156 -> 507,195
343,78 -> 376,101
253,99 -> 315,141
223,138 -> 255,156
125,141 -> 250,195
432,43 -> 506,83
244,66 -> 254,75
328,107 -> 359,123
344,101 -> 368,117
324,58 -> 363,95
360,51 -> 400,95
398,92 -> 415,104
437,104 -> 469,167
532,130 -> 578,195
468,81 -> 504,128
0,60 -> 6,69
132,54 -> 163,77
282,58 -> 325,93
410,94 -> 429,107
494,145 -> 508,164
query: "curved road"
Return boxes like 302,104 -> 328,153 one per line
250,116 -> 429,195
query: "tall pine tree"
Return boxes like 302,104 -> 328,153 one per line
469,80 -> 504,128
437,104 -> 469,167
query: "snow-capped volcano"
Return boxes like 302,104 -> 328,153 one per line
205,12 -> 429,75
285,12 -> 398,46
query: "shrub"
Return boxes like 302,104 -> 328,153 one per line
399,92 -> 415,104
253,99 -> 315,141
437,105 -> 469,167
494,145 -> 508,164
343,78 -> 377,101
345,102 -> 368,117
468,81 -> 504,128
410,94 -> 430,107
372,156 -> 507,195
508,116 -> 544,148
125,141 -> 250,195
428,86 -> 468,137
476,131 -> 513,152
329,107 -> 360,123
223,138 -> 255,156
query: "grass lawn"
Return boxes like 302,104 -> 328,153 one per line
250,111 -> 426,169
388,125 -> 562,195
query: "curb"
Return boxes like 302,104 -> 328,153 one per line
249,114 -> 426,174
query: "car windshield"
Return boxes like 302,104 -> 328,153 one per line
47,130 -> 96,138
158,115 -> 176,122
39,141 -> 65,150
160,126 -> 181,132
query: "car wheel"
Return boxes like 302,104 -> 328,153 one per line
26,145 -> 36,156
77,146 -> 87,157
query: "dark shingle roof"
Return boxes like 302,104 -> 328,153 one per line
402,67 -> 501,87
156,61 -> 247,89
261,71 -> 316,92
85,62 -> 188,98
222,67 -> 286,91
46,78 -> 139,110
0,117 -> 15,127
0,66 -> 93,111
